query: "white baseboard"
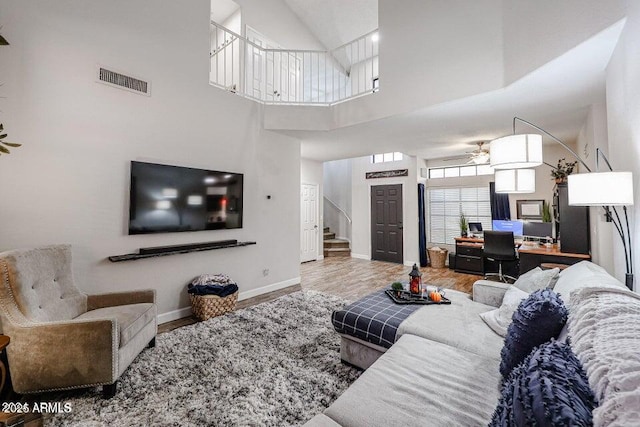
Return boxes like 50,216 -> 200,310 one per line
317,255 -> 325,260
237,277 -> 301,301
404,261 -> 419,267
158,306 -> 193,325
157,277 -> 301,324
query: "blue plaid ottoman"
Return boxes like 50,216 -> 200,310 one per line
332,289 -> 423,349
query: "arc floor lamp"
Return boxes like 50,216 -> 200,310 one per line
490,117 -> 635,290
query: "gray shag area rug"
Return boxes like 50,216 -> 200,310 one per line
44,291 -> 360,426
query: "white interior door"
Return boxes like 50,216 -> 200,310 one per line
280,52 -> 300,102
301,183 -> 319,262
246,41 -> 264,100
246,26 -> 281,102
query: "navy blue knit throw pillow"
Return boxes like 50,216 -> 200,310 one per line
499,289 -> 568,378
490,340 -> 596,426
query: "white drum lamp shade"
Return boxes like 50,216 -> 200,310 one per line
490,134 -> 543,169
494,169 -> 536,193
568,172 -> 634,206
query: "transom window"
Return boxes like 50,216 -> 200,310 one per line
428,186 -> 491,245
428,164 -> 493,179
372,152 -> 403,163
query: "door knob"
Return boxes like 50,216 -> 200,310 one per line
314,225 -> 318,229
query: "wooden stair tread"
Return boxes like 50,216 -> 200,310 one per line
323,246 -> 351,257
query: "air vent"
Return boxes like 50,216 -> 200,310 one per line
97,66 -> 151,96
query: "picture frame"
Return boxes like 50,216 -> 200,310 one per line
516,199 -> 544,220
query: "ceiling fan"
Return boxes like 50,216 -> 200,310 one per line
466,141 -> 490,165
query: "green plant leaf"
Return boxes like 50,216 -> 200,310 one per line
2,142 -> 21,147
0,124 -> 4,131
0,133 -> 7,140
0,145 -> 10,154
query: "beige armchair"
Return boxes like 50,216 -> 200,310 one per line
0,245 -> 157,398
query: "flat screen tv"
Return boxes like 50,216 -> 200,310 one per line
129,161 -> 243,235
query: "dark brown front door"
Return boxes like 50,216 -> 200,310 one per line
371,184 -> 403,263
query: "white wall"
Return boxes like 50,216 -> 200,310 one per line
576,101 -> 614,273
300,157 -> 324,258
350,155 -> 419,265
605,1 -> 640,289
330,0 -> 504,129
502,0 -> 626,85
222,7 -> 241,33
263,1 -> 628,136
323,159 -> 352,241
0,0 -> 302,320
235,0 -> 324,50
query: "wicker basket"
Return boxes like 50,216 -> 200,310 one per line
189,291 -> 238,321
428,248 -> 449,269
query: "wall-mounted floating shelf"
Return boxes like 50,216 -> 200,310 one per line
108,240 -> 256,262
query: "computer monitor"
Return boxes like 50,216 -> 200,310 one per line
468,222 -> 483,233
523,221 -> 553,238
492,219 -> 524,236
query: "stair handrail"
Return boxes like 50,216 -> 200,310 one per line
324,196 -> 352,224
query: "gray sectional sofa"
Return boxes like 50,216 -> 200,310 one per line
305,261 -> 636,426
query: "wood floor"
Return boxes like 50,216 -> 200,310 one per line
158,257 -> 478,333
301,257 -> 478,301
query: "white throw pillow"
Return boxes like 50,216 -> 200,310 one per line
480,286 -> 529,337
554,261 -> 623,298
513,267 -> 560,293
555,261 -> 608,290
554,272 -> 624,307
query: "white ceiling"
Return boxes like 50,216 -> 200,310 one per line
293,21 -> 624,162
282,0 -> 378,50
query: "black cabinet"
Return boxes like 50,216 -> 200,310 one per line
455,243 -> 484,275
555,183 -> 590,255
454,238 -> 519,277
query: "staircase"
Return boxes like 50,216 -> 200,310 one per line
323,227 -> 351,258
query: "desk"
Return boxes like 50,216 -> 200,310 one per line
518,244 -> 590,275
453,237 -> 590,276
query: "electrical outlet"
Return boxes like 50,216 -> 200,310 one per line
262,269 -> 269,276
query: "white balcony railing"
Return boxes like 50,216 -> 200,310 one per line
210,21 -> 379,106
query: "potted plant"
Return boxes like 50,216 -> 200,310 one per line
391,282 -> 404,298
550,158 -> 577,184
460,213 -> 468,237
542,201 -> 552,223
0,124 -> 21,156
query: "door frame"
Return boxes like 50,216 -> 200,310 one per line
300,182 -> 320,263
370,183 -> 404,264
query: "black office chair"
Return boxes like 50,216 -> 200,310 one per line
483,231 -> 518,283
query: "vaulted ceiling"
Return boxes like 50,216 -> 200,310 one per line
282,0 -> 377,50
294,21 -> 622,161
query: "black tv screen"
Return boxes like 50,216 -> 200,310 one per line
129,161 -> 243,235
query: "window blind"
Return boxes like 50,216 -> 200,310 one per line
428,186 -> 491,245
